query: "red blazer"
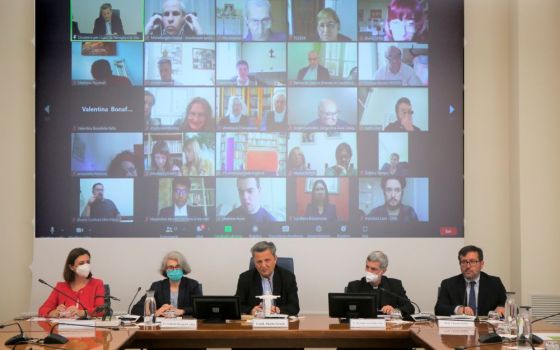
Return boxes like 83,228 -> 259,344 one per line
38,277 -> 105,317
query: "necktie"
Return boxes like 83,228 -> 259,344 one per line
468,281 -> 477,315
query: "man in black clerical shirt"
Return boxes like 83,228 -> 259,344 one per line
346,250 -> 414,316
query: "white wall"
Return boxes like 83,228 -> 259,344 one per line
2,0 -> 560,321
29,238 -> 462,315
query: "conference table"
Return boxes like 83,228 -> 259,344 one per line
1,315 -> 559,349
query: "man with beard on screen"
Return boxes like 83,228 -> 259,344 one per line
81,182 -> 121,220
367,176 -> 418,223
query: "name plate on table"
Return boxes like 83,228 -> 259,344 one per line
438,327 -> 476,335
160,319 -> 197,329
252,318 -> 289,328
350,319 -> 386,329
438,320 -> 475,328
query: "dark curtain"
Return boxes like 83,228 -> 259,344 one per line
291,0 -> 325,39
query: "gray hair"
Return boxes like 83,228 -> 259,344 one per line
163,0 -> 187,14
159,250 -> 192,276
245,0 -> 271,18
251,241 -> 276,257
385,45 -> 402,59
366,251 -> 388,270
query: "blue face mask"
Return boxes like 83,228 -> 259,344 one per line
166,269 -> 183,282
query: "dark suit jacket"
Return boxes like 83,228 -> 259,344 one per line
131,277 -> 202,316
346,276 -> 415,315
434,271 -> 506,316
235,266 -> 299,316
159,205 -> 205,218
93,15 -> 124,35
262,111 -> 286,131
297,64 -> 330,81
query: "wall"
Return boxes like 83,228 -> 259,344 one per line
2,0 -> 560,321
513,0 -> 560,304
0,1 -> 35,319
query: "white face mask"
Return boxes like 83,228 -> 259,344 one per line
365,271 -> 379,284
75,263 -> 91,278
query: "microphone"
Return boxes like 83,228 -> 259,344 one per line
474,319 -> 502,344
38,278 -> 89,320
377,287 -> 422,321
118,286 -> 142,322
0,322 -> 31,345
526,311 -> 560,345
45,321 -> 120,344
96,294 -> 121,301
532,311 -> 560,324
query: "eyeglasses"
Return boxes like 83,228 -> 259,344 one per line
459,260 -> 480,266
166,265 -> 181,270
174,189 -> 188,195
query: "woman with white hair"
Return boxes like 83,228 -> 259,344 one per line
131,251 -> 201,317
219,95 -> 250,128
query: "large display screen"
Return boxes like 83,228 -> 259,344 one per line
36,0 -> 464,238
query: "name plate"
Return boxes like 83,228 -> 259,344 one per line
160,319 -> 197,329
350,318 -> 387,329
438,320 -> 475,328
57,320 -> 96,330
438,327 -> 476,335
252,318 -> 289,328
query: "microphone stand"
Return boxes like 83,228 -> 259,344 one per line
475,318 -> 502,343
378,287 -> 422,321
44,321 -> 120,344
118,286 -> 142,322
0,322 -> 30,346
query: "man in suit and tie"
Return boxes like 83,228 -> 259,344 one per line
93,3 -> 124,36
435,245 -> 506,316
346,250 -> 414,316
159,177 -> 205,218
235,241 -> 299,316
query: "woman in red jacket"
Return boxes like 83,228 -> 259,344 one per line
38,247 -> 105,318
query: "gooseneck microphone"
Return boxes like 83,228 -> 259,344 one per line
531,311 -> 560,324
127,286 -> 142,315
377,287 -> 422,320
0,322 -> 30,345
96,295 -> 121,301
38,278 -> 89,320
475,319 -> 502,344
45,322 -> 120,344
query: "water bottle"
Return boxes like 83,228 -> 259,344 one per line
517,306 -> 532,345
144,290 -> 156,325
504,291 -> 517,334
